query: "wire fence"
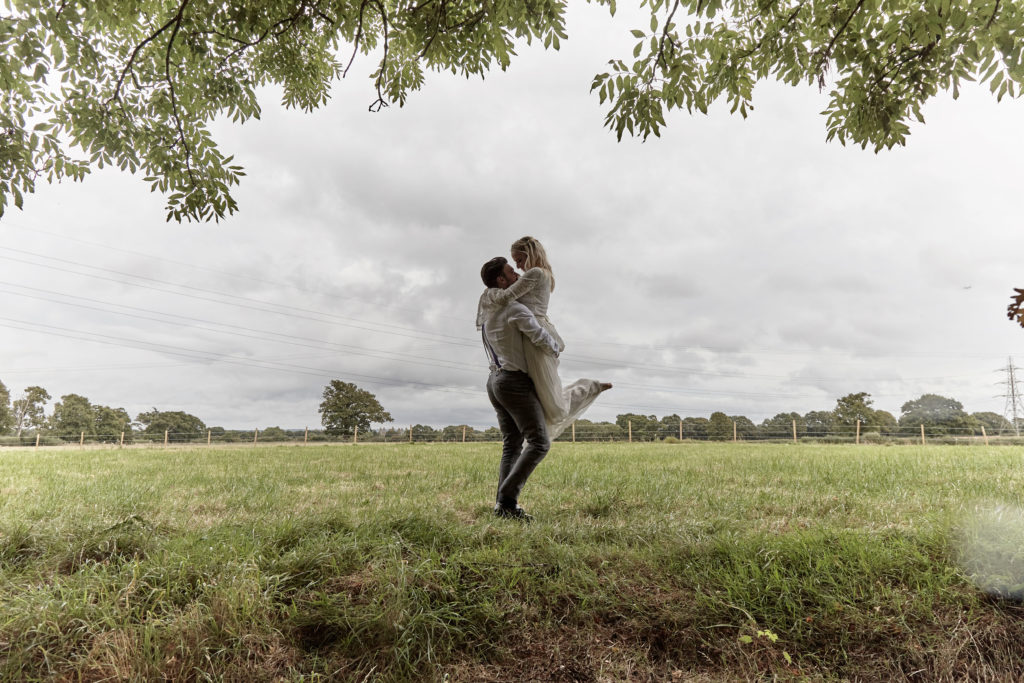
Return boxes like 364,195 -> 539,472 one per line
2,419 -> 1023,448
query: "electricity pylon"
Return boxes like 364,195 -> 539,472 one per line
1000,357 -> 1024,436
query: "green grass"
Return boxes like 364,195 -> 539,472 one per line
2,442 -> 1024,681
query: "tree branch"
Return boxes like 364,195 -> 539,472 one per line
108,5 -> 187,104
738,0 -> 807,59
163,0 -> 195,184
985,0 -> 1001,30
815,0 -> 867,89
655,0 -> 683,72
420,2 -> 488,59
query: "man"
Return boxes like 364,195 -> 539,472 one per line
477,256 -> 561,521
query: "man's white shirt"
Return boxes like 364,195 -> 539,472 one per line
478,297 -> 560,373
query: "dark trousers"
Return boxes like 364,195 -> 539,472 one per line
486,369 -> 550,509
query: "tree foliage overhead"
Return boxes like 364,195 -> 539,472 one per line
2,0 -> 1021,222
1008,288 -> 1024,327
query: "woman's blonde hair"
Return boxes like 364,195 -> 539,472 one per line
511,236 -> 555,291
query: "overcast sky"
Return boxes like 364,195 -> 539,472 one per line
2,4 -> 1023,431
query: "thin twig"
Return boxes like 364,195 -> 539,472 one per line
369,0 -> 389,111
344,0 -> 373,78
271,0 -> 312,37
870,42 -> 936,91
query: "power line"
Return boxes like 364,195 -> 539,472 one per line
2,278 -> 998,388
3,242 -> 1012,362
0,249 -> 479,347
0,282 -> 480,373
8,224 -> 471,323
0,318 -> 484,398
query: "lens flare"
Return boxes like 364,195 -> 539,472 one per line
957,504 -> 1024,601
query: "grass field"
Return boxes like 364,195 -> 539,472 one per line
2,442 -> 1024,681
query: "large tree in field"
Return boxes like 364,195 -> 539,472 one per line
972,411 -> 1014,435
760,411 -> 805,440
49,393 -> 95,440
135,408 -> 206,442
833,391 -> 879,435
898,393 -> 976,436
0,380 -> 13,435
11,385 -> 50,437
319,380 -> 392,438
3,0 -> 1021,221
803,409 -> 835,438
93,404 -> 134,442
707,411 -> 733,441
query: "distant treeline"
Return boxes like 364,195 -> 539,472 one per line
1,380 -> 1019,446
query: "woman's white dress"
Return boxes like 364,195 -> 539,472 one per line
477,268 -> 603,439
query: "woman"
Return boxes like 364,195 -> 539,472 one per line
478,236 -> 610,439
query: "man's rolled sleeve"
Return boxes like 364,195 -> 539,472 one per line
507,303 -> 560,356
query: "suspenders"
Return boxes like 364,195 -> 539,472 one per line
481,324 -> 502,369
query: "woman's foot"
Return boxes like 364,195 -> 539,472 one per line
599,382 -> 613,392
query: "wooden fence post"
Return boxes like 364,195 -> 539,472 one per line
856,419 -> 861,445
35,433 -> 40,449
462,425 -> 466,443
982,425 -> 989,446
733,421 -> 737,443
679,419 -> 683,441
164,429 -> 169,446
119,431 -> 124,447
409,426 -> 413,443
80,431 -> 84,446
572,422 -> 576,443
207,429 -> 211,446
628,420 -> 632,443
792,419 -> 797,443
253,428 -> 259,445
354,425 -> 358,444
304,427 -> 308,444
920,424 -> 925,445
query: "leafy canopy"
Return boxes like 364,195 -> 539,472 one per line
135,408 -> 206,440
11,385 -> 50,436
898,392 -> 976,435
2,0 -> 1021,222
0,380 -> 12,435
319,380 -> 392,437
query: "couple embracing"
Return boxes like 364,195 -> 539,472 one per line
476,236 -> 612,522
